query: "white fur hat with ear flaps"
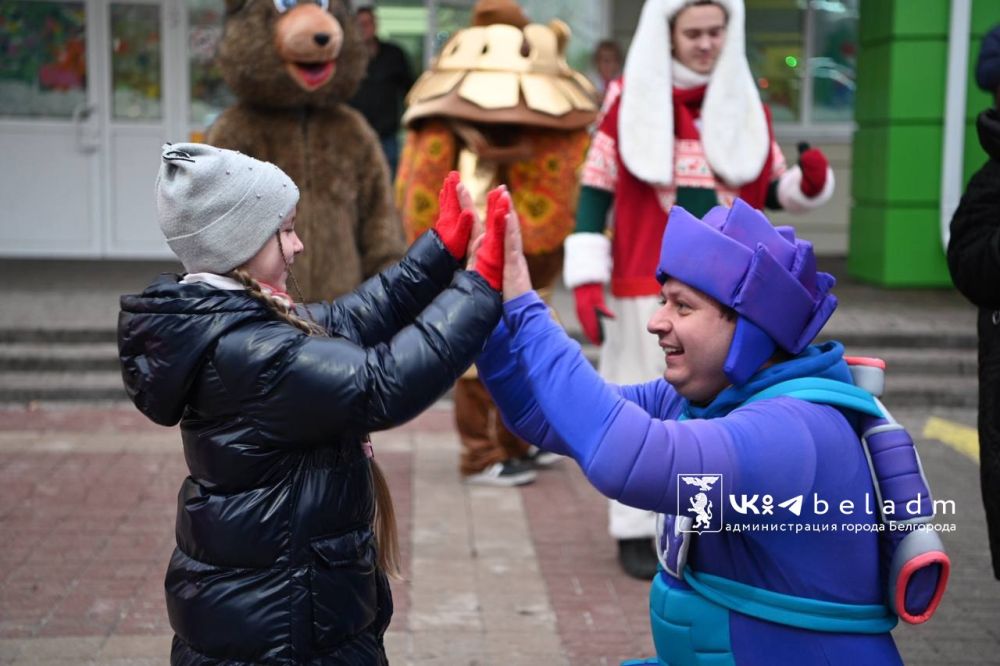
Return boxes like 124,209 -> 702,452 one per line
619,0 -> 769,188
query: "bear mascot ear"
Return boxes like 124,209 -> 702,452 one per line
225,0 -> 248,14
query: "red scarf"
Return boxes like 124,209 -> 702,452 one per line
671,85 -> 773,205
673,85 -> 706,141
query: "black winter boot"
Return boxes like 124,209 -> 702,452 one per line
617,538 -> 658,580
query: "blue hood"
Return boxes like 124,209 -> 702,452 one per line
684,341 -> 852,420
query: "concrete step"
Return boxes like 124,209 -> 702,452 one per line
882,375 -> 978,408
840,347 -> 979,377
0,371 -> 127,403
0,328 -> 116,343
816,330 -> 976,350
0,342 -> 119,372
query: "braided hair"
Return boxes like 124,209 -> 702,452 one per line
229,268 -> 326,336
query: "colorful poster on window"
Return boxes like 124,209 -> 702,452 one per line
0,1 -> 87,118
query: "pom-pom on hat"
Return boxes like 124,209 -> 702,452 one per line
976,24 -> 1000,92
155,143 -> 299,274
656,199 -> 837,385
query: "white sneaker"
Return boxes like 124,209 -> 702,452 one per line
464,460 -> 537,487
523,444 -> 561,468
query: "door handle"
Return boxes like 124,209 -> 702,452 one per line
72,102 -> 99,153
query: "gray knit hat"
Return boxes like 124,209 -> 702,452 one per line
156,143 -> 299,274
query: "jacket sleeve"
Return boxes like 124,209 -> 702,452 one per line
947,160 -> 1000,308
218,271 -> 501,445
312,230 -> 460,347
477,306 -> 684,455
477,313 -> 572,455
499,292 -> 826,514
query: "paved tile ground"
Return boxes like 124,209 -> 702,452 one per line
0,402 -> 997,665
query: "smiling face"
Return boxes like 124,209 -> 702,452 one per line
243,210 -> 303,292
274,2 -> 344,91
671,3 -> 727,75
646,278 -> 736,404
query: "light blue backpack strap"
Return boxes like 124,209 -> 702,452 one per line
683,569 -> 899,634
739,377 -> 883,418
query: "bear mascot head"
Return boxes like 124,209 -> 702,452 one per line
208,0 -> 405,301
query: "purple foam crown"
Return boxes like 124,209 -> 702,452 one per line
656,199 -> 837,384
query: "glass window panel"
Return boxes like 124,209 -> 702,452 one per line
434,2 -> 473,56
431,0 -> 601,75
0,1 -> 87,119
110,3 -> 161,120
746,2 -> 804,123
187,0 -> 233,134
810,0 -> 858,123
519,0 -> 603,74
373,4 -> 426,76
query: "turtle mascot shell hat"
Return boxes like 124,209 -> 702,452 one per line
657,198 -> 837,385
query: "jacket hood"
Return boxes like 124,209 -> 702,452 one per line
978,109 -> 1000,161
684,340 -> 850,420
118,274 -> 268,426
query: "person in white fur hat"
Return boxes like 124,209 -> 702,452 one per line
563,0 -> 836,579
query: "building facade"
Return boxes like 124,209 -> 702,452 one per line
0,0 -> 988,286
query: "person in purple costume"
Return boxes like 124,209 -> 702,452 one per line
478,199 -> 947,665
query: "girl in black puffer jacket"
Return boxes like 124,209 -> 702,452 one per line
119,144 -> 511,664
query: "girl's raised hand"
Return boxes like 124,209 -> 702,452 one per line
470,186 -> 509,291
456,180 -> 485,260
433,171 -> 475,261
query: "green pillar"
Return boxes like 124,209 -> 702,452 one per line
849,0 -> 950,286
850,0 -> 1000,286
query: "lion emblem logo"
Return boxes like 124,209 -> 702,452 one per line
678,474 -> 723,533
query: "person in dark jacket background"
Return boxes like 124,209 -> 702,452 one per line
349,5 -> 415,180
947,24 -> 1000,581
119,143 -> 512,663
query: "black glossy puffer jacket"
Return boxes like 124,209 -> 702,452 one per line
119,232 -> 501,664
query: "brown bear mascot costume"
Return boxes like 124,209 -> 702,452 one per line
396,0 -> 597,485
209,0 -> 405,301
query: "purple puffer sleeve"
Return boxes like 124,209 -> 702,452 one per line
495,292 -> 740,511
477,308 -> 571,456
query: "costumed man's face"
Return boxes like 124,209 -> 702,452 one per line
595,46 -> 622,82
647,278 -> 735,404
671,4 -> 727,74
356,10 -> 376,42
244,211 -> 303,293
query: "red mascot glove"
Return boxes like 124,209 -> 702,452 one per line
473,187 -> 508,291
797,144 -> 829,198
434,171 -> 475,260
574,283 -> 615,346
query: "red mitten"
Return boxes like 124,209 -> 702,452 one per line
473,187 -> 508,291
434,171 -> 474,260
574,283 -> 614,345
798,147 -> 828,198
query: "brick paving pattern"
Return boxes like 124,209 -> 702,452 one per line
1,404 -> 998,664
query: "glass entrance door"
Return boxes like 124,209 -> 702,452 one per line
0,1 -> 101,255
0,0 -> 177,258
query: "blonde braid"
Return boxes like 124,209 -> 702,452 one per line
230,268 -> 326,336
